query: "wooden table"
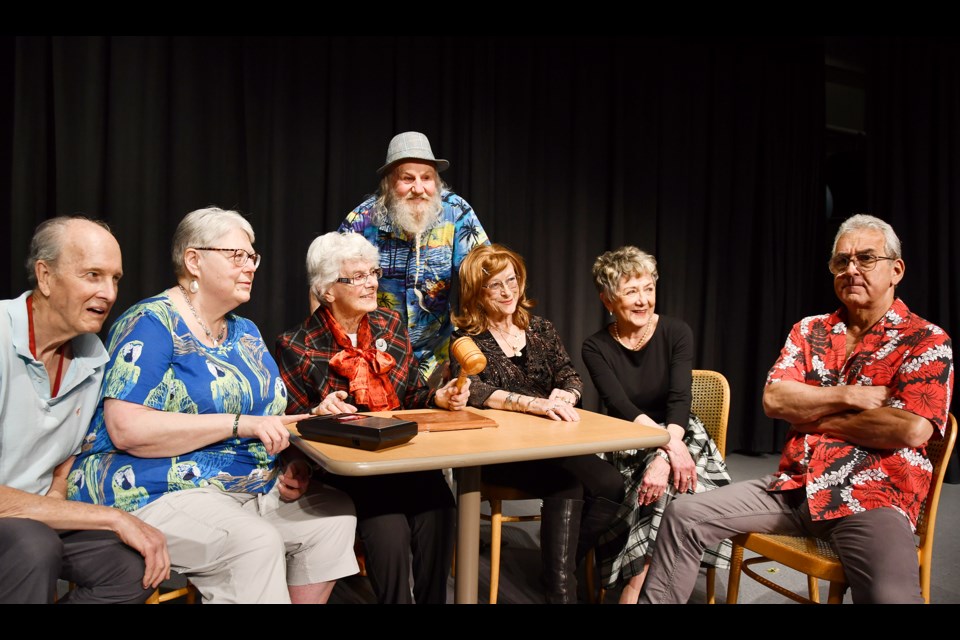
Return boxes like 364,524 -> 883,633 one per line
290,407 -> 669,604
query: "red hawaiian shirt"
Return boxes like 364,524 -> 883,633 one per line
766,298 -> 953,529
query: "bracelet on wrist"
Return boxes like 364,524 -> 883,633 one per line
521,396 -> 534,414
654,449 -> 670,463
232,413 -> 241,440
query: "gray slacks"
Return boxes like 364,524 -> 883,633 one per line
0,518 -> 151,604
639,476 -> 923,604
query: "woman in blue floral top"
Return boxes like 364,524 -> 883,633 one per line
68,207 -> 358,603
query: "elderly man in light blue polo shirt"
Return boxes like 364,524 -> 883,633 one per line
0,216 -> 170,604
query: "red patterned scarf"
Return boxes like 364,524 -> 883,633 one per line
324,307 -> 400,411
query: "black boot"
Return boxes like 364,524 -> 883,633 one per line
539,497 -> 584,604
575,496 -> 623,566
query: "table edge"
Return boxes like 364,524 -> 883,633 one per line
293,433 -> 670,477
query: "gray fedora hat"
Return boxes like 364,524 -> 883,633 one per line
377,131 -> 450,176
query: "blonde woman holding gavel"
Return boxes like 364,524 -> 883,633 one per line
451,243 -> 624,604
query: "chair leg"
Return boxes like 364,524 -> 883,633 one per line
726,543 -> 745,604
705,567 -> 716,604
826,580 -> 846,604
584,548 -> 600,604
354,538 -> 367,577
919,553 -> 931,604
808,576 -> 820,603
489,499 -> 503,605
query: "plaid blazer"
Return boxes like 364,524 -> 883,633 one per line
276,307 -> 433,414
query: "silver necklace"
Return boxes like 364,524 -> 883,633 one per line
613,317 -> 653,352
178,285 -> 225,346
492,324 -> 524,357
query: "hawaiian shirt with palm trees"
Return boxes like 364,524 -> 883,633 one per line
340,190 -> 489,383
765,298 -> 953,529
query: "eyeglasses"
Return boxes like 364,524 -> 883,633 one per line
828,253 -> 895,275
335,268 -> 383,286
482,275 -> 519,294
194,247 -> 262,268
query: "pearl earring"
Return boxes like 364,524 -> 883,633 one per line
189,279 -> 199,294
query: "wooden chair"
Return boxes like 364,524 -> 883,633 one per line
353,538 -> 369,577
725,412 -> 957,604
146,574 -> 199,604
587,369 -> 731,604
690,370 -> 730,604
480,483 -> 542,604
61,574 -> 197,604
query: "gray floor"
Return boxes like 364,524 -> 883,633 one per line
330,452 -> 960,604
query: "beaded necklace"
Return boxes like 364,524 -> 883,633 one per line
178,285 -> 226,346
612,316 -> 654,351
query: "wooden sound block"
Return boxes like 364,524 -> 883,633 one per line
396,409 -> 499,432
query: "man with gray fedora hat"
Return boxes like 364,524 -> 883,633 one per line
338,131 -> 489,384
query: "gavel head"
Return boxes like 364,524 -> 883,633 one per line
450,336 -> 487,376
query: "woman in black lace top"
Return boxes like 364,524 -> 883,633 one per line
452,244 -> 624,604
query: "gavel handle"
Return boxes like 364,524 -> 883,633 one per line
456,372 -> 468,394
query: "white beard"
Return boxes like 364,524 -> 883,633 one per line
389,192 -> 442,236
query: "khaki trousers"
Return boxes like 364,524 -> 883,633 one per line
135,482 -> 358,603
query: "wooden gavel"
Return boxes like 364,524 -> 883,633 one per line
450,336 -> 487,393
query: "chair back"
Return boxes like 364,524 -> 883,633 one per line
916,413 -> 957,601
691,369 -> 731,458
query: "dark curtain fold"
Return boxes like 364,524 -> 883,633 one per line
866,37 -> 960,481
2,36 -> 826,454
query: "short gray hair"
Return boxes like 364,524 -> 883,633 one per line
306,231 -> 380,305
832,214 -> 902,259
26,216 -> 112,287
172,207 -> 255,278
591,246 -> 659,300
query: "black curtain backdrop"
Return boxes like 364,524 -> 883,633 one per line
3,36 -> 830,455
865,37 -> 960,481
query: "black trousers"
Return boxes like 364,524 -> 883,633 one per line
324,470 -> 456,604
481,454 -> 625,503
0,518 -> 152,604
